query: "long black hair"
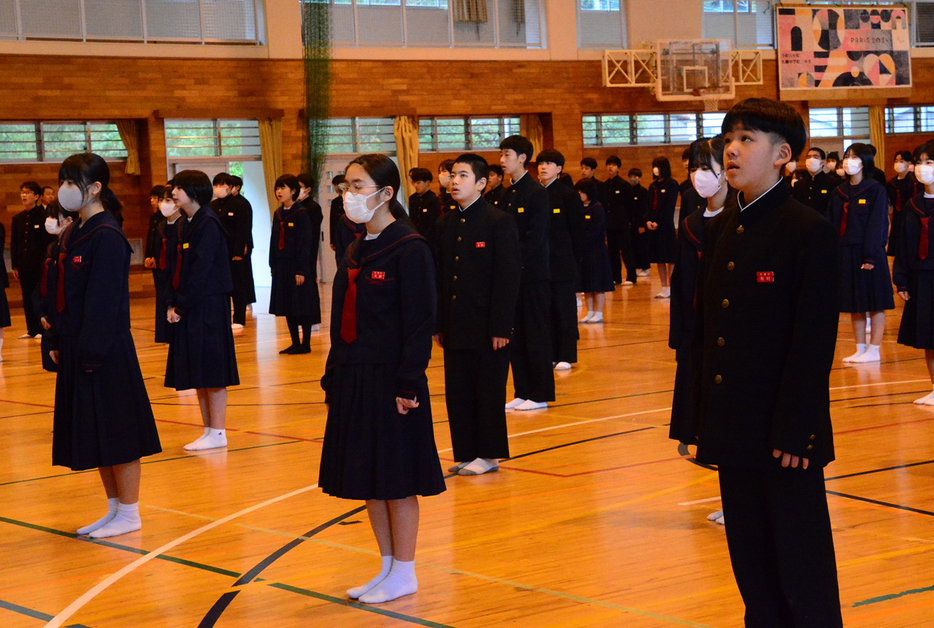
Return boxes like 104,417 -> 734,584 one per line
58,153 -> 123,226
652,156 -> 672,180
844,142 -> 876,180
348,154 -> 411,224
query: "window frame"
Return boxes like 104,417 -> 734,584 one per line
418,116 -> 521,153
0,121 -> 127,164
582,112 -> 726,147
164,119 -> 263,160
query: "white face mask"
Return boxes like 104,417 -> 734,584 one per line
58,185 -> 89,212
214,186 -> 229,199
45,217 -> 63,235
844,157 -> 863,176
806,158 -> 823,175
691,169 -> 723,199
159,201 -> 177,218
298,187 -> 310,201
344,188 -> 385,224
895,161 -> 909,175
917,164 -> 934,186
652,167 -> 660,177
785,161 -> 797,174
438,173 -> 451,187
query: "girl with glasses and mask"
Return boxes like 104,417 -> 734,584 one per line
50,153 -> 162,539
318,154 -> 444,605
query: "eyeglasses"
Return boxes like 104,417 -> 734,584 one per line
342,183 -> 379,194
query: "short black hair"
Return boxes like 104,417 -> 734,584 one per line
807,147 -> 826,160
722,97 -> 808,161
20,181 -> 42,195
438,159 -> 455,173
297,172 -> 316,189
409,167 -> 433,183
173,170 -> 214,207
826,151 -> 840,164
916,142 -> 934,162
652,156 -> 672,179
606,156 -> 621,167
41,185 -> 54,193
895,150 -> 914,162
228,175 -> 243,188
453,153 -> 489,184
150,185 -> 166,197
691,136 -> 726,172
575,177 -> 599,202
681,147 -> 693,161
487,164 -> 504,178
580,157 -> 598,169
275,174 -> 301,201
500,135 -> 534,165
536,149 -> 565,168
844,142 -> 876,179
331,173 -> 345,186
628,168 -> 642,178
212,172 -> 231,186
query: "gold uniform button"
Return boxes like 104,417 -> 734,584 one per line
452,295 -> 457,301
809,434 -> 816,440
714,375 -> 722,384
727,262 -> 735,271
457,236 -> 462,242
806,444 -> 814,451
717,337 -> 725,347
722,299 -> 729,308
453,276 -> 458,281
736,225 -> 745,234
460,218 -> 465,223
455,256 -> 460,261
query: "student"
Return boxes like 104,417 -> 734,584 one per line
628,168 -> 651,276
50,153 -> 162,539
408,167 -> 441,237
438,159 -> 457,213
151,186 -> 182,345
500,135 -> 555,411
692,97 -> 843,626
212,173 -> 254,329
537,149 -> 585,371
434,153 -> 520,477
331,174 -> 366,264
165,170 -> 240,451
11,180 -> 56,338
828,143 -> 894,364
229,175 -> 257,326
36,203 -> 75,372
826,151 -> 844,181
143,185 -> 166,272
679,147 -> 706,219
604,156 -> 637,286
575,178 -> 614,323
887,150 -> 916,258
297,173 -> 324,331
0,217 -> 11,360
319,154 -> 445,604
792,147 -> 838,220
645,157 -> 679,298
484,164 -> 508,208
269,175 -> 317,353
894,142 -> 934,405
578,157 -> 608,207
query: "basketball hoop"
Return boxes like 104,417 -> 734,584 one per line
703,94 -> 722,113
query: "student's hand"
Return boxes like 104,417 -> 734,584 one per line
396,397 -> 419,415
492,337 -> 510,350
433,334 -> 443,348
40,317 -> 51,331
647,222 -> 658,231
295,274 -> 305,286
49,350 -> 59,365
899,290 -> 910,301
167,307 -> 182,323
638,227 -> 645,234
13,269 -> 18,281
232,256 -> 243,261
772,449 -> 809,470
860,262 -> 874,270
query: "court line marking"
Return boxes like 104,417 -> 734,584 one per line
678,496 -> 722,506
43,482 -> 321,628
0,597 -> 91,627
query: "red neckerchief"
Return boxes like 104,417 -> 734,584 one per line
652,182 -> 661,212
834,181 -> 870,237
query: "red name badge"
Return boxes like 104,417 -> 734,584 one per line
73,256 -> 82,263
476,241 -> 486,248
371,271 -> 385,280
757,271 -> 774,283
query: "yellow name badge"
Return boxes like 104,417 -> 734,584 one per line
821,190 -> 828,194
553,208 -> 561,214
182,243 -> 190,249
858,199 -> 867,204
585,215 -> 591,219
518,207 -> 525,213
288,222 -> 294,227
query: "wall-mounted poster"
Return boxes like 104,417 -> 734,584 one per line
776,6 -> 911,97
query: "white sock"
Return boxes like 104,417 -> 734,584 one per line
458,457 -> 499,475
89,501 -> 141,538
347,555 -> 393,599
77,497 -> 119,535
706,509 -> 723,522
515,399 -> 548,411
185,429 -> 227,451
183,427 -> 211,451
590,312 -> 603,323
850,344 -> 880,363
580,312 -> 594,323
914,387 -> 934,405
843,343 -> 866,362
505,398 -> 526,410
359,559 -> 418,604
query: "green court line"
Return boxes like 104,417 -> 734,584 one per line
0,440 -> 303,487
853,582 -> 934,607
0,597 -> 91,627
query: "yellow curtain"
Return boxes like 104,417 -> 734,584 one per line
452,0 -> 488,23
869,105 -> 886,167
521,114 -> 544,160
258,118 -> 283,216
115,119 -> 140,176
394,116 -> 420,201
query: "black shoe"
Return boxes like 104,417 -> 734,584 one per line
292,345 -> 311,354
279,345 -> 297,354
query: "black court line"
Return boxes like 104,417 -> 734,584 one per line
548,388 -> 674,409
825,490 -> 934,518
503,426 -> 655,462
826,458 -> 934,482
0,597 -> 92,627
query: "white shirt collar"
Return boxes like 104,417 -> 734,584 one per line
703,207 -> 724,218
459,196 -> 483,213
738,177 -> 783,212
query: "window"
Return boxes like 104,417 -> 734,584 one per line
165,120 -> 261,159
418,116 -> 520,152
578,0 -> 625,48
702,0 -> 773,49
321,0 -> 544,49
885,105 -> 934,134
0,121 -> 127,163
583,112 -> 725,147
324,117 -> 396,154
911,1 -> 934,46
0,0 -> 264,44
807,108 -> 871,156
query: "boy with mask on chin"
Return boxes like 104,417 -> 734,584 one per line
692,98 -> 843,627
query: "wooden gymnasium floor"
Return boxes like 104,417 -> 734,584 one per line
2,272 -> 934,628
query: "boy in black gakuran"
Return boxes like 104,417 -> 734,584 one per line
692,98 -> 843,627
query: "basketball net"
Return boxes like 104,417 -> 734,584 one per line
703,94 -> 721,113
